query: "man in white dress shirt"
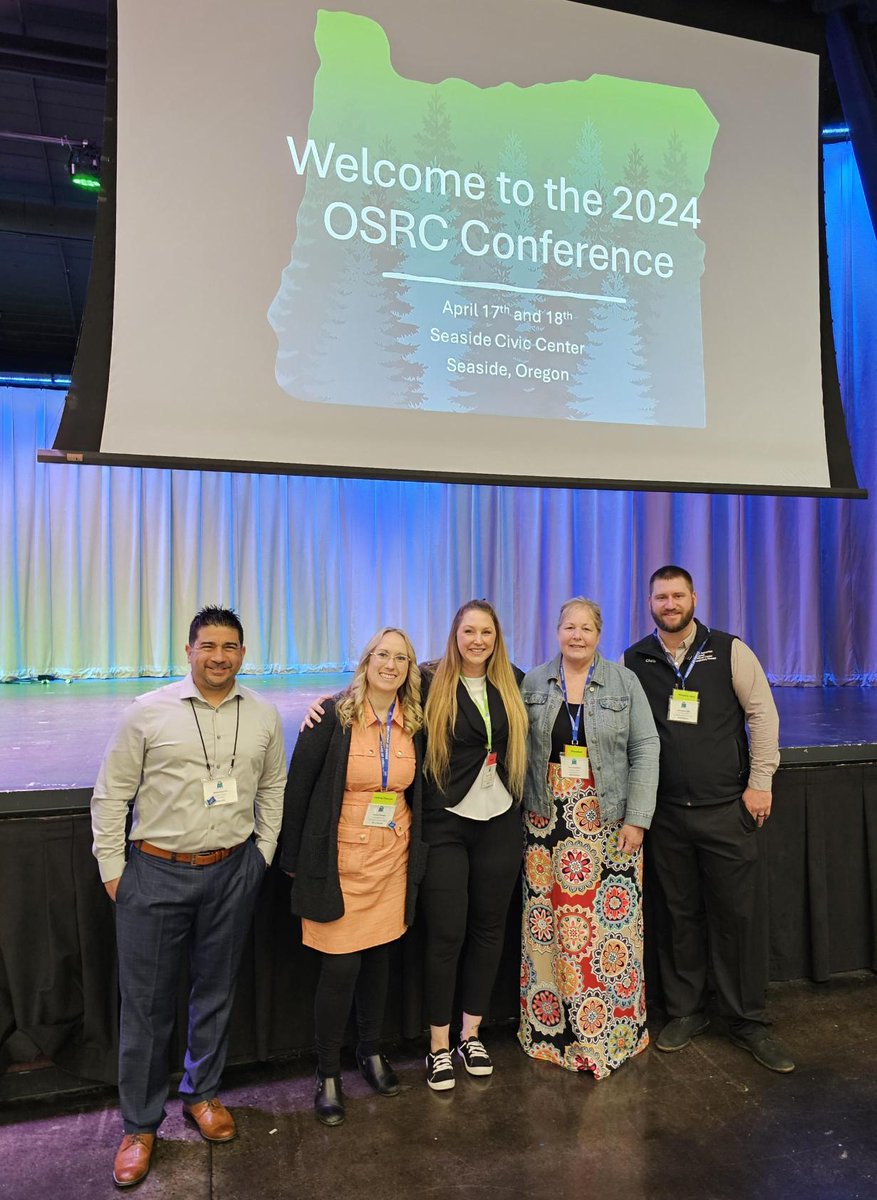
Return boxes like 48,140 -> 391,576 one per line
91,606 -> 286,1187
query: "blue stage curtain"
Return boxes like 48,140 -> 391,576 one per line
824,4 -> 877,235
0,142 -> 874,684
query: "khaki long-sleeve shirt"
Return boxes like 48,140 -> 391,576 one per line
91,674 -> 286,881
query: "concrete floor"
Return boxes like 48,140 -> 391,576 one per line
1,974 -> 875,1200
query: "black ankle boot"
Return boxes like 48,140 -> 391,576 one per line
314,1071 -> 345,1126
356,1050 -> 400,1096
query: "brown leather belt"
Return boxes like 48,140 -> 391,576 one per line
133,840 -> 246,866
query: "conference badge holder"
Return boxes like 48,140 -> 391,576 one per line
668,688 -> 699,723
560,744 -> 590,780
481,752 -> 498,788
364,790 -> 398,827
191,696 -> 242,807
202,777 -> 238,807
364,699 -> 398,826
558,660 -> 593,779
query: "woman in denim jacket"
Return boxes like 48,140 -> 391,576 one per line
518,597 -> 659,1079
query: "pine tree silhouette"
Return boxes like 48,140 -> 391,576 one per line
643,129 -> 707,427
310,237 -> 403,406
398,92 -> 473,412
269,172 -> 347,401
361,137 -> 425,408
571,272 -> 654,424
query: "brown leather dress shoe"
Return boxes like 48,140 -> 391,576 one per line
182,1097 -> 237,1142
112,1132 -> 155,1187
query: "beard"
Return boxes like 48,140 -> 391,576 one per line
651,600 -> 695,634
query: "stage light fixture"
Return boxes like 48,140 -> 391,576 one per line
67,142 -> 102,190
1,131 -> 102,191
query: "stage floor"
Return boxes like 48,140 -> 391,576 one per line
1,676 -> 876,805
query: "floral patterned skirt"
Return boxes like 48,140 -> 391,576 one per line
518,764 -> 649,1079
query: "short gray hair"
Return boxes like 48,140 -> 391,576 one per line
557,596 -> 603,634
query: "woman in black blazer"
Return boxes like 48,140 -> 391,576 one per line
280,628 -> 428,1125
418,600 -> 527,1091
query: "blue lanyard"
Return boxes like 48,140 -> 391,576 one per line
370,700 -> 395,790
654,628 -> 710,688
559,659 -> 595,746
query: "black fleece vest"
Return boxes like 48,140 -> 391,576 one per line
624,622 -> 749,806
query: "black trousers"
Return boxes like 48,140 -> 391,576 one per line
419,803 -> 523,1028
648,797 -> 769,1036
314,943 -> 390,1076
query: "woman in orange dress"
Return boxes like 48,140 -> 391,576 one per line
280,628 -> 427,1125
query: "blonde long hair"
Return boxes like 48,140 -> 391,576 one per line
423,600 -> 527,797
335,628 -> 423,735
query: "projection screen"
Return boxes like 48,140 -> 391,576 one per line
48,0 -> 863,496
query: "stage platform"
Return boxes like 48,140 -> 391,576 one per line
0,675 -> 874,1096
0,673 -> 348,814
1,676 -> 876,814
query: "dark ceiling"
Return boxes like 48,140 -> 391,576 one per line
1,0 -> 106,375
0,0 -> 859,378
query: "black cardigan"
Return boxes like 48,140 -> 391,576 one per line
420,664 -> 525,810
278,698 -> 428,924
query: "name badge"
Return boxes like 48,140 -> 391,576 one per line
202,777 -> 238,807
560,744 -> 590,779
363,791 -> 397,828
481,751 -> 498,788
668,689 -> 699,724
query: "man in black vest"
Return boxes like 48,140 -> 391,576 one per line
624,566 -> 794,1073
